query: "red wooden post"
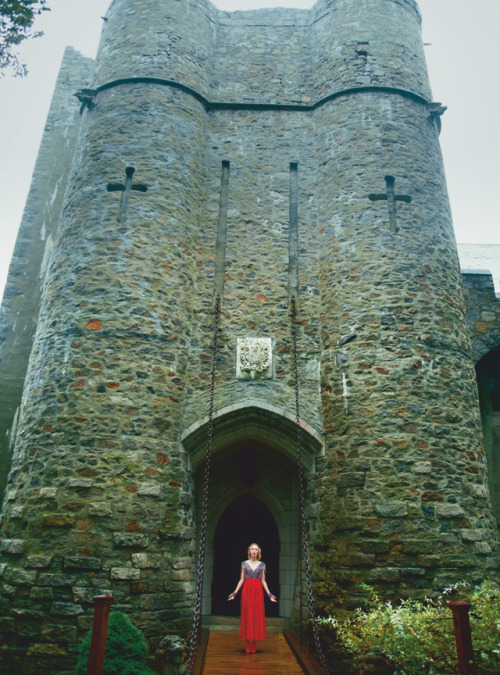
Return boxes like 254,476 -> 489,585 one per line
87,595 -> 114,675
448,601 -> 475,675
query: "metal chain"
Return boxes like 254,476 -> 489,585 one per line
291,296 -> 328,674
187,295 -> 221,675
299,553 -> 303,644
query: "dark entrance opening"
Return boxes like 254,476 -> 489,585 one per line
476,345 -> 500,527
212,493 -> 280,617
477,345 -> 500,412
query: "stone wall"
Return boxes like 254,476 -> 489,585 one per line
0,1 -> 498,672
462,271 -> 500,363
462,271 -> 500,527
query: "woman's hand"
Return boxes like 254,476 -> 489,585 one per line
269,594 -> 277,603
228,566 -> 245,601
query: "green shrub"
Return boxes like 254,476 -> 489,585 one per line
317,582 -> 500,674
76,611 -> 156,675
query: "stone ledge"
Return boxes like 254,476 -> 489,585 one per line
96,77 -> 430,113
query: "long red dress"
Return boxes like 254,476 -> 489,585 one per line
240,560 -> 267,640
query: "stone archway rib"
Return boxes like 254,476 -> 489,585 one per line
181,399 -> 324,472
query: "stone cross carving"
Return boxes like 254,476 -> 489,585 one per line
368,175 -> 412,234
107,166 -> 148,222
236,337 -> 273,379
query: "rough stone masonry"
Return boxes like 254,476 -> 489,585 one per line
0,0 -> 499,672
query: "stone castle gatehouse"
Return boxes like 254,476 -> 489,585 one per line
0,0 -> 499,671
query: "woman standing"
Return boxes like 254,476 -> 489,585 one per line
228,543 -> 277,653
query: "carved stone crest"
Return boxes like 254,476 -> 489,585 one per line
236,337 -> 273,380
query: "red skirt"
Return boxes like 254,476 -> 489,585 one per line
240,578 -> 266,640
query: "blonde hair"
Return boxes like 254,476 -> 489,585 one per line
247,543 -> 262,560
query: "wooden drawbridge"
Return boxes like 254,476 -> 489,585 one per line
196,617 -> 324,674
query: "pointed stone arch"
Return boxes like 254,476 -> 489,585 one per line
199,465 -> 300,619
210,492 -> 281,617
182,400 -> 323,619
472,330 -> 500,365
181,398 -> 324,472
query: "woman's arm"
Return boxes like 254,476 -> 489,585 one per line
228,564 -> 246,601
261,567 -> 277,602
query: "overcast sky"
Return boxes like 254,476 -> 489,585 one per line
0,0 -> 499,299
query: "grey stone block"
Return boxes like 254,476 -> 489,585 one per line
375,501 -> 408,518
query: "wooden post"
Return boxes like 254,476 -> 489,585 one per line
448,601 -> 475,675
87,595 -> 114,675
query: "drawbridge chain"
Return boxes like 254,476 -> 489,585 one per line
291,296 -> 328,673
187,295 -> 221,675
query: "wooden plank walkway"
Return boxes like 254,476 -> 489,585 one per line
202,631 -> 305,674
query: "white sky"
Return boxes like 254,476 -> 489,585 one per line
0,0 -> 499,300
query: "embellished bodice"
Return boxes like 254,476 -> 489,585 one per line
242,560 -> 266,580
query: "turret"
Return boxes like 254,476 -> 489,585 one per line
93,0 -> 216,93
311,0 -> 431,100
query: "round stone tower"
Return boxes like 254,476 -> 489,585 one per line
0,0 -> 497,671
310,0 -> 499,605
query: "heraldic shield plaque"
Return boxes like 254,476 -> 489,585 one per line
236,337 -> 273,380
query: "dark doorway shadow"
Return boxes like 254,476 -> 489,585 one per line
212,493 -> 280,617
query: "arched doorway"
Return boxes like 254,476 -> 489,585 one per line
211,493 -> 280,616
182,401 -> 324,620
197,440 -> 303,619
